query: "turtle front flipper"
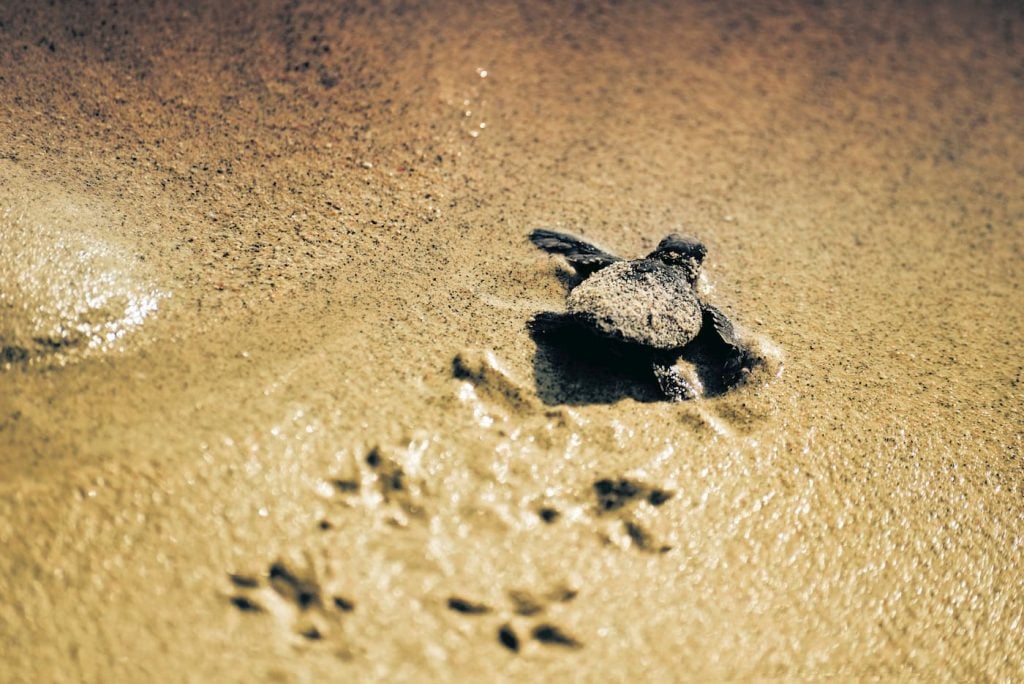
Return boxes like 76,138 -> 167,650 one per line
698,302 -> 761,385
529,229 -> 621,277
652,359 -> 703,401
527,310 -> 576,337
700,302 -> 749,356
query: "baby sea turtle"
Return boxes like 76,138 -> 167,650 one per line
528,229 -> 759,401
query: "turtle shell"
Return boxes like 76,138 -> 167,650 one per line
566,259 -> 702,350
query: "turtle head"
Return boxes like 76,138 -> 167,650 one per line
650,234 -> 706,281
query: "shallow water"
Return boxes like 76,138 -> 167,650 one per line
1,1 -> 1022,680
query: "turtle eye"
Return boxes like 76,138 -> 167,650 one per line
659,249 -> 685,265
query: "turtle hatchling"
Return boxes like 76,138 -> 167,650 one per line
528,229 -> 760,401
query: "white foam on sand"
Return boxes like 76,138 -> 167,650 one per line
0,165 -> 169,366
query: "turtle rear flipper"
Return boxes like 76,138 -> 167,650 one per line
529,229 -> 621,277
652,360 -> 702,401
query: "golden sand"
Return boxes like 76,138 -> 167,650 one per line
1,1 -> 1022,680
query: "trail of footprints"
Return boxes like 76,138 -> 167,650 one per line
227,445 -> 677,657
533,476 -> 676,554
590,477 -> 675,553
446,587 -> 583,653
327,445 -> 428,527
227,559 -> 356,640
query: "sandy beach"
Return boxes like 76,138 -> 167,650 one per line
1,1 -> 1022,680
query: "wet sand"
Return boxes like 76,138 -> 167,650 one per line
1,1 -> 1022,680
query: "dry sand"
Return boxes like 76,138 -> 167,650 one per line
1,0 -> 1022,681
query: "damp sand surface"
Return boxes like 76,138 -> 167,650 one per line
1,1 -> 1022,681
